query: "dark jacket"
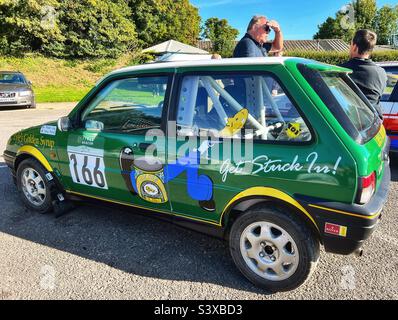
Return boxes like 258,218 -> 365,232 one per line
233,33 -> 272,58
340,58 -> 387,117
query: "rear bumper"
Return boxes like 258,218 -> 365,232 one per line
296,162 -> 391,255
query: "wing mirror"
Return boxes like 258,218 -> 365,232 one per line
85,119 -> 104,132
57,116 -> 71,132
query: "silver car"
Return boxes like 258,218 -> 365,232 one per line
0,71 -> 36,109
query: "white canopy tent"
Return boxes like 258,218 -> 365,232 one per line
142,40 -> 211,62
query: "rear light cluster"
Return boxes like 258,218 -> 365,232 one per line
357,172 -> 376,205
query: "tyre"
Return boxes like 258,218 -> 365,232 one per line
229,205 -> 320,292
16,158 -> 53,214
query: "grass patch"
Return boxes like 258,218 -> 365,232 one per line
0,53 -> 139,103
106,89 -> 164,106
35,86 -> 92,103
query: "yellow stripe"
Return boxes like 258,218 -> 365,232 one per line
65,190 -> 221,227
17,145 -> 53,172
309,204 -> 381,220
220,187 -> 319,230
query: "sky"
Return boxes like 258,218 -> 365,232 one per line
191,0 -> 397,40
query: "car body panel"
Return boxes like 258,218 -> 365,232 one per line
4,57 -> 390,255
379,63 -> 398,152
286,60 -> 387,190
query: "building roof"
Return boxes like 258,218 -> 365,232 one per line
143,40 -> 209,55
197,39 -> 350,52
283,39 -> 349,52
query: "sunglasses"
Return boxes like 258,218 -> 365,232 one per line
263,24 -> 271,34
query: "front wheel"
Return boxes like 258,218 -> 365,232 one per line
229,205 -> 320,292
16,158 -> 53,214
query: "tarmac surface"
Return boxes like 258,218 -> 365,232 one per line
0,103 -> 397,300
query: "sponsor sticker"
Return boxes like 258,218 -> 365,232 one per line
374,126 -> 386,148
40,125 -> 57,136
325,223 -> 347,237
67,145 -> 108,190
286,122 -> 302,139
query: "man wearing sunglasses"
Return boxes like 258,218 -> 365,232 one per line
233,15 -> 283,58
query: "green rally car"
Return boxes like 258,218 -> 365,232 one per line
3,57 -> 391,292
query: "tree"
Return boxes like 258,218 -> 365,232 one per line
0,0 -> 63,56
0,0 -> 137,58
202,17 -> 239,58
128,0 -> 201,47
314,16 -> 346,40
314,0 -> 381,42
45,0 -> 137,58
354,0 -> 377,29
374,5 -> 398,45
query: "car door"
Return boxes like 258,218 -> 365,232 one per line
386,82 -> 398,150
381,66 -> 398,125
166,68 -> 315,226
55,73 -> 173,212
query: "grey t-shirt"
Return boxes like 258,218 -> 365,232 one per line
340,58 -> 387,117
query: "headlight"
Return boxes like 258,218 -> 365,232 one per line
19,91 -> 32,97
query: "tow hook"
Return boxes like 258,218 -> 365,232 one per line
354,248 -> 364,257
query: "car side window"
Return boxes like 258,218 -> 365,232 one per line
381,67 -> 398,102
81,76 -> 169,133
382,74 -> 398,102
176,73 -> 312,142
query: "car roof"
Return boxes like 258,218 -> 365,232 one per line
0,71 -> 24,75
375,62 -> 398,67
109,57 -> 291,76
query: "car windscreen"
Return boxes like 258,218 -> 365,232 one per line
0,73 -> 26,84
298,64 -> 381,144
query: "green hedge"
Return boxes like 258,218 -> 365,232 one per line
285,50 -> 398,65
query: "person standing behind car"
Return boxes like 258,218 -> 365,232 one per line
233,15 -> 283,58
340,29 -> 387,118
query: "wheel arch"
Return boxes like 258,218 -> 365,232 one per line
15,145 -> 54,173
221,187 -> 321,242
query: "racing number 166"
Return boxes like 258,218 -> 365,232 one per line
68,153 -> 108,189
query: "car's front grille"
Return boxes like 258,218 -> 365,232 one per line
0,92 -> 16,98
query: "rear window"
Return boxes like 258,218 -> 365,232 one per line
299,64 -> 381,144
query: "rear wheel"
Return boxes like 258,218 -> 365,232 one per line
229,205 -> 320,292
16,158 -> 53,214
